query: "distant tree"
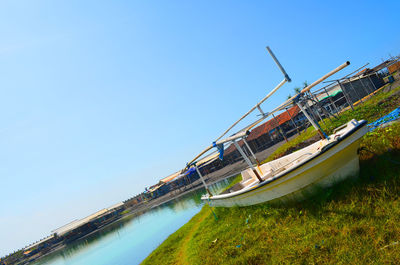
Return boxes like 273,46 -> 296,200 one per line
287,94 -> 292,100
303,81 -> 309,88
294,87 -> 301,94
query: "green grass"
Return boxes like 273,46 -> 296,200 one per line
142,87 -> 400,265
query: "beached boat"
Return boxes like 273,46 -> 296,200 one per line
202,119 -> 368,207
183,47 -> 368,207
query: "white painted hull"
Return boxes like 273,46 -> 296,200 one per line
202,120 -> 368,207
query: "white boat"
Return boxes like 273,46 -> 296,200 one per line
183,47 -> 366,207
202,119 -> 368,207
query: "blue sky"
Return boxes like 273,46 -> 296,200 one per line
1,0 -> 399,256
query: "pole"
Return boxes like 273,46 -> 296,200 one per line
323,87 -> 340,115
301,61 -> 350,94
257,105 -> 266,116
337,80 -> 354,111
242,138 -> 263,174
195,165 -> 212,196
347,78 -> 363,104
358,75 -> 373,99
186,130 -> 249,169
233,140 -> 263,182
310,91 -> 335,121
215,78 -> 287,142
286,107 -> 301,135
296,101 -> 328,140
368,73 -> 378,92
307,91 -> 327,124
272,113 -> 288,142
303,95 -> 321,122
266,46 -> 291,82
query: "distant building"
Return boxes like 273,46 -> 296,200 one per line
51,202 -> 125,243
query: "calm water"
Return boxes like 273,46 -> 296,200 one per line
33,177 -> 234,265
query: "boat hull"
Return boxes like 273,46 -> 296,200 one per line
204,120 -> 368,207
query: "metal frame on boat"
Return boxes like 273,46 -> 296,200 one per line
183,46 -> 368,207
203,119 -> 368,207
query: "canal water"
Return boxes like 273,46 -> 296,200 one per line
33,176 -> 235,265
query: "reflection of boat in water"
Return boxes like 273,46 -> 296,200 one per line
181,46 -> 368,207
203,119 -> 368,207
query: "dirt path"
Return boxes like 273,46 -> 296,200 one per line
175,211 -> 211,265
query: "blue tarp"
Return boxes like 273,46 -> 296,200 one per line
367,106 -> 400,132
183,167 -> 196,176
213,142 -> 224,160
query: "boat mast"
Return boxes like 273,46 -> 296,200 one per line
185,46 -> 291,192
214,46 -> 291,142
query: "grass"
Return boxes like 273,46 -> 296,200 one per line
142,86 -> 400,265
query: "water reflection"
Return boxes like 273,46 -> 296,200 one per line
33,175 -> 236,265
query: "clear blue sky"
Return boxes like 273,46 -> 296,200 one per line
1,0 -> 399,256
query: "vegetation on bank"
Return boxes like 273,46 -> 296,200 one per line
142,85 -> 400,265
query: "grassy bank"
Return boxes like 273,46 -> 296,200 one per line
142,86 -> 400,265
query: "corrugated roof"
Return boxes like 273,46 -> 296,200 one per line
24,235 -> 55,251
52,203 -> 124,236
107,202 -> 124,210
53,209 -> 108,236
247,105 -> 300,142
206,105 -> 302,158
160,171 -> 180,183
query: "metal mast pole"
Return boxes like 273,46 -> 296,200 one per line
215,47 -> 291,142
296,99 -> 328,140
242,138 -> 263,174
233,140 -> 263,182
194,165 -> 212,196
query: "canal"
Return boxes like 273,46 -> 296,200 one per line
33,176 -> 235,265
